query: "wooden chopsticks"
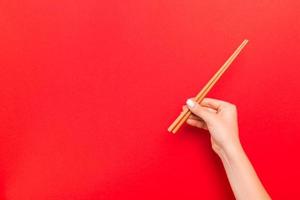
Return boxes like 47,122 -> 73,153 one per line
168,39 -> 249,134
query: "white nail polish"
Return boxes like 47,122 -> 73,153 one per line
186,99 -> 195,108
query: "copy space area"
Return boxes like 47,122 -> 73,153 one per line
0,0 -> 300,199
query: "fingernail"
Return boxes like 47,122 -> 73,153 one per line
186,99 -> 195,108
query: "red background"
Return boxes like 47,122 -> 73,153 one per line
1,0 -> 300,199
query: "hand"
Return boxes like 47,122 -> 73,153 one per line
185,98 -> 241,156
185,98 -> 271,199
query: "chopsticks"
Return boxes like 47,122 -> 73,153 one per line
168,39 -> 249,134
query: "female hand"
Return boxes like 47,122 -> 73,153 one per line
185,97 -> 241,156
185,97 -> 271,200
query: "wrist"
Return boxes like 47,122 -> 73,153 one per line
218,141 -> 244,162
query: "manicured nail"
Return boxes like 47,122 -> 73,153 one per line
186,99 -> 195,108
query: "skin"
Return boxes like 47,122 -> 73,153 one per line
185,97 -> 271,200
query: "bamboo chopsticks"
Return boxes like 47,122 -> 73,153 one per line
168,39 -> 249,134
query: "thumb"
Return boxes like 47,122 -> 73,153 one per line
186,99 -> 216,124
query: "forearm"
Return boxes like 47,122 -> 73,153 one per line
218,142 -> 271,200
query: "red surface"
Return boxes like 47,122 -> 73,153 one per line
1,0 -> 300,199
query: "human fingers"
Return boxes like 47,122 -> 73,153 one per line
185,101 -> 217,113
201,98 -> 231,111
186,98 -> 216,124
188,114 -> 209,129
189,114 -> 201,120
186,118 -> 208,130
